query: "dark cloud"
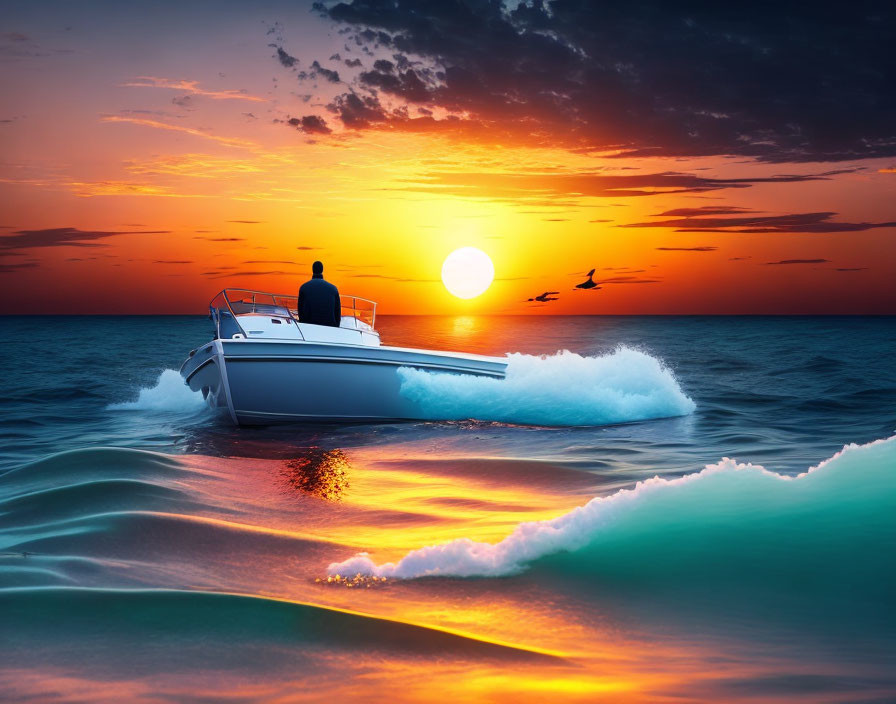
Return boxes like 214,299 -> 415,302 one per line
729,256 -> 751,261
299,2 -> 896,162
656,206 -> 754,217
296,246 -> 321,250
329,92 -> 387,128
193,236 -> 246,242
597,275 -> 661,284
764,259 -> 830,265
0,261 -> 37,274
227,220 -> 262,224
623,208 -> 896,234
274,46 -> 298,69
835,267 -> 868,272
655,246 -> 717,251
349,273 -> 440,283
288,115 -> 332,135
393,169 -> 842,204
306,60 -> 340,83
154,260 -> 192,264
206,269 -> 302,279
0,227 -> 168,253
242,259 -> 297,265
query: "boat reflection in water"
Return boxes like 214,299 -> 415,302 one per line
280,448 -> 351,501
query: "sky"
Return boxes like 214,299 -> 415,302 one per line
1,0 -> 894,314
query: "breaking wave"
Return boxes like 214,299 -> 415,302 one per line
328,436 -> 896,594
398,346 -> 695,426
108,369 -> 206,413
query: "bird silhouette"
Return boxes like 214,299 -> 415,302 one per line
527,291 -> 559,302
575,269 -> 601,290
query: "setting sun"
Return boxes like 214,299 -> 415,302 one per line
441,247 -> 495,300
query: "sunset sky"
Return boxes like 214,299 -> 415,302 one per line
2,1 -> 894,314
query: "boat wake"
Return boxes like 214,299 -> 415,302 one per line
329,435 -> 896,599
108,370 -> 206,413
398,346 -> 695,426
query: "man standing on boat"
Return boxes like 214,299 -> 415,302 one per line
298,261 -> 341,327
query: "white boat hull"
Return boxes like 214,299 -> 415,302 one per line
180,339 -> 506,425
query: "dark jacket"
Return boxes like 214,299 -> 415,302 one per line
298,274 -> 341,327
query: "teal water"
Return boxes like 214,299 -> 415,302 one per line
1,315 -> 895,702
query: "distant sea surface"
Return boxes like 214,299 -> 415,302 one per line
2,315 -> 895,703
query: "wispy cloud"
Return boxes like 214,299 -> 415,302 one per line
0,261 -> 38,274
100,116 -> 256,149
0,227 -> 169,253
394,170 -> 845,206
764,259 -> 830,265
122,77 -> 265,102
623,208 -> 896,234
655,246 -> 717,252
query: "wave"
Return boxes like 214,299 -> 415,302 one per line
328,436 -> 896,595
0,587 -> 556,661
398,346 -> 695,426
108,369 -> 206,413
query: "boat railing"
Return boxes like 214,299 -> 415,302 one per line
210,288 -> 377,338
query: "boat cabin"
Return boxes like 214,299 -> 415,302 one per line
209,289 -> 380,347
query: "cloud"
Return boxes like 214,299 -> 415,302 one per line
293,2 -> 896,162
154,260 -> 192,264
122,76 -> 265,102
597,276 -> 662,285
205,269 -> 302,279
0,261 -> 37,274
288,115 -> 332,135
392,169 -> 840,204
764,259 -> 830,265
655,246 -> 717,252
834,267 -> 868,271
622,208 -> 896,234
0,227 -> 168,253
275,46 -> 298,68
193,236 -> 245,242
227,220 -> 263,224
349,273 -> 440,283
242,259 -> 297,265
101,116 -> 256,149
296,246 -> 321,250
655,206 -> 754,217
171,95 -> 195,110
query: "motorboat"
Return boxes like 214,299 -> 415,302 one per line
179,289 -> 507,425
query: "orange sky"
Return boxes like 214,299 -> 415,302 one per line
1,3 -> 894,314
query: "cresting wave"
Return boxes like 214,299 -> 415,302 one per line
329,435 -> 896,592
398,346 -> 695,426
108,369 -> 206,413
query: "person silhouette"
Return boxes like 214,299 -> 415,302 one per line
298,261 -> 341,327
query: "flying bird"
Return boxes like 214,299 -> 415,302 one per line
575,269 -> 601,290
527,291 -> 559,302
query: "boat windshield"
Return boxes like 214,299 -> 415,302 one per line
209,288 -> 377,338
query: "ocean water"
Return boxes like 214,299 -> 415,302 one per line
1,315 -> 895,702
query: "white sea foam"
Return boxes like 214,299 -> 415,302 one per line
397,346 -> 695,426
327,435 -> 896,581
109,369 -> 206,413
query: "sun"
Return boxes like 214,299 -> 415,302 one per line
441,247 -> 495,299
